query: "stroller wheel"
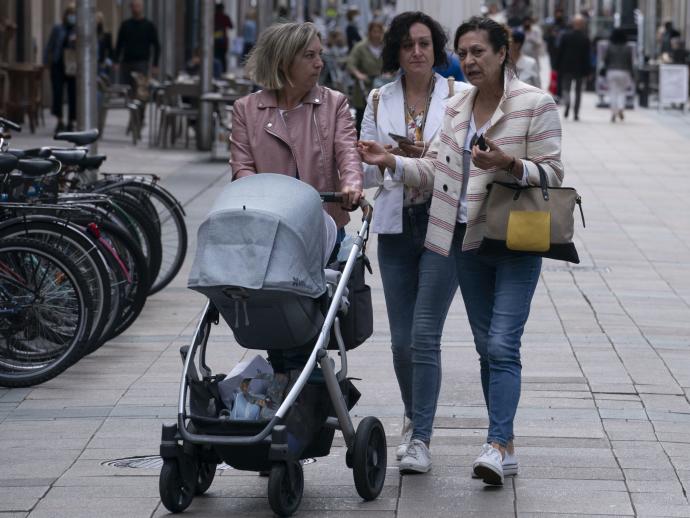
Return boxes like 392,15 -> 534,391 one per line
195,460 -> 216,495
267,461 -> 304,517
352,416 -> 387,501
159,458 -> 195,513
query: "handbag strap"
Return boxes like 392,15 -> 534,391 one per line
534,162 -> 586,227
534,163 -> 549,201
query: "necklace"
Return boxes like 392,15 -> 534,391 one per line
403,75 -> 435,132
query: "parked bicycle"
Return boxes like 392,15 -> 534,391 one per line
0,117 -> 187,387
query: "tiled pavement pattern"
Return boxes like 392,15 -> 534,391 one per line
1,97 -> 690,517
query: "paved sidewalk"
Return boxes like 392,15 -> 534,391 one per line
1,97 -> 690,517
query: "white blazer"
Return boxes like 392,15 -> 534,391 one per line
360,72 -> 470,234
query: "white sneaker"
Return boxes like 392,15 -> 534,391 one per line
399,439 -> 432,474
471,450 -> 518,478
502,450 -> 518,476
472,443 -> 504,485
396,418 -> 413,461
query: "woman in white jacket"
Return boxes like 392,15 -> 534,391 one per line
359,11 -> 469,474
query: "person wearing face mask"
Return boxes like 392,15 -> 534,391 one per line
359,16 -> 563,486
44,4 -> 78,134
347,21 -> 384,136
230,22 -> 363,377
358,11 -> 470,475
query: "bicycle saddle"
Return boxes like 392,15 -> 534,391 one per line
6,148 -> 50,158
51,149 -> 88,166
53,128 -> 100,146
0,154 -> 18,175
16,159 -> 57,177
79,154 -> 107,169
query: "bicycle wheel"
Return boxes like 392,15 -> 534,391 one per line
96,220 -> 150,341
94,181 -> 187,294
108,194 -> 162,285
0,216 -> 111,352
0,238 -> 92,387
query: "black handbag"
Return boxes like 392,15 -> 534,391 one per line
328,254 -> 373,350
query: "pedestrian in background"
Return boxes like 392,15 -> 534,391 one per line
347,21 -> 384,136
346,7 -> 362,51
320,30 -> 350,92
359,11 -> 470,475
604,28 -> 634,123
510,30 -> 541,88
358,15 -> 563,487
230,22 -> 363,374
486,3 -> 507,26
114,0 -> 160,89
44,3 -> 77,134
556,15 -> 591,120
520,16 -> 543,69
96,11 -> 113,79
241,10 -> 257,64
213,3 -> 233,74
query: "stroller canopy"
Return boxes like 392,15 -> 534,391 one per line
189,174 -> 332,298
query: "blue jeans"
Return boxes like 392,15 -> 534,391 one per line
450,226 -> 541,447
378,203 -> 457,443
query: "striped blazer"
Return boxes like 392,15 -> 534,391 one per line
396,72 -> 564,256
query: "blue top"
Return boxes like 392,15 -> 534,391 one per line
434,50 -> 464,81
243,19 -> 257,44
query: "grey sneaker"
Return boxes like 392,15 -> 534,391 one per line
396,418 -> 413,461
472,443 -> 504,485
399,439 -> 432,474
471,450 -> 518,478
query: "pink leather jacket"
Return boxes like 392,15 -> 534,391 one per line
230,85 -> 363,228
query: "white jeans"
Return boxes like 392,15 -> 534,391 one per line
607,70 -> 632,113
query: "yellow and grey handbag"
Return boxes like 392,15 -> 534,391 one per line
478,164 -> 585,263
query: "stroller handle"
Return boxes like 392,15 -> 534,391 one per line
319,192 -> 373,224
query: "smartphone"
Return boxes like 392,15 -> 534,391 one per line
388,132 -> 414,146
472,133 -> 488,151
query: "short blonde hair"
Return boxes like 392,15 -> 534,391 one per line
245,22 -> 320,90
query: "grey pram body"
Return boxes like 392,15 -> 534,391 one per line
188,173 -> 335,350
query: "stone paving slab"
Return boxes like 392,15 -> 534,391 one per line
2,96 -> 690,516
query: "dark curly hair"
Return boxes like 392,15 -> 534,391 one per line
454,16 -> 512,74
381,11 -> 448,74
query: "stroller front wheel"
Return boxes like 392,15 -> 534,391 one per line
195,460 -> 216,495
352,416 -> 387,501
267,461 -> 304,517
159,458 -> 195,513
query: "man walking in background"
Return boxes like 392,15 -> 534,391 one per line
556,15 -> 591,121
214,3 -> 233,73
114,0 -> 160,90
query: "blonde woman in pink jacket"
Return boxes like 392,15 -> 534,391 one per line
230,22 -> 363,375
230,22 -> 363,230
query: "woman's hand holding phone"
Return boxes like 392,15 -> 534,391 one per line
387,133 -> 426,158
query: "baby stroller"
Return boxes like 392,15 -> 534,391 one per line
158,174 -> 385,516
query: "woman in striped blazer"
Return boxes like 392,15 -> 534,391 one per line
359,17 -> 563,487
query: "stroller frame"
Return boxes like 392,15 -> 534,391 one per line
159,197 -> 386,516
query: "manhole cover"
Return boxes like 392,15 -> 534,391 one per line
102,455 -> 316,469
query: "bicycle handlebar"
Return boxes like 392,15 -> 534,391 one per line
0,118 -> 21,132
